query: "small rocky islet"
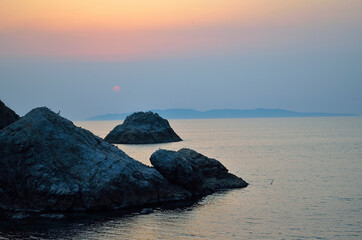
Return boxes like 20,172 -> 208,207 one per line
104,111 -> 182,144
0,106 -> 248,217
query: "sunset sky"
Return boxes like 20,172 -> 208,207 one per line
0,0 -> 361,119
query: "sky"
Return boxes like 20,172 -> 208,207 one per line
0,0 -> 361,120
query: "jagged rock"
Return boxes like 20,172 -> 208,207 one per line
0,107 -> 190,213
150,148 -> 248,196
0,100 -> 19,130
104,111 -> 182,144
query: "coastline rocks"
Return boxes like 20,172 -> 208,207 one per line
0,100 -> 19,130
150,148 -> 248,196
0,107 -> 190,212
104,111 -> 182,144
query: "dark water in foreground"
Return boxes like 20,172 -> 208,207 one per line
1,117 -> 361,239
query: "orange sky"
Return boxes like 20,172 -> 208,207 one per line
0,0 -> 299,30
1,0 -> 361,61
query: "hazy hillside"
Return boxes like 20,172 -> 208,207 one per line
86,108 -> 358,121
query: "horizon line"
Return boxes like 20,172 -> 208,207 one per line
84,108 -> 359,121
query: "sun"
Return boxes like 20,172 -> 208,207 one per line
113,86 -> 120,92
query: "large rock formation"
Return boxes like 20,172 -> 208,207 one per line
0,100 -> 19,130
150,148 -> 248,196
0,107 -> 190,212
104,111 -> 182,144
0,107 -> 248,215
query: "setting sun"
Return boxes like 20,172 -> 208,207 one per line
113,86 -> 120,92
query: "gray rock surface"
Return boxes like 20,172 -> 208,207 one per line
150,148 -> 248,196
104,111 -> 182,144
0,100 -> 19,130
0,107 -> 190,212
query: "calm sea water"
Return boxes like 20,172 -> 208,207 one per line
1,117 -> 361,239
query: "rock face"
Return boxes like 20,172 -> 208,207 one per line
0,107 -> 190,212
150,148 -> 248,196
0,100 -> 19,130
104,111 -> 182,144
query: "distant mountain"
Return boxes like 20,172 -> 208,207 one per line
86,108 -> 358,121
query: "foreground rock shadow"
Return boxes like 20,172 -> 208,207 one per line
0,190 -> 242,240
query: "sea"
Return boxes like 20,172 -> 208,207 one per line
1,117 -> 361,239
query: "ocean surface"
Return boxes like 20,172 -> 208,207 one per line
1,117 -> 361,239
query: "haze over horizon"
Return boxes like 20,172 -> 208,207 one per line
1,0 -> 361,120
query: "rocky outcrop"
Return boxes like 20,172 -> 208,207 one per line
150,148 -> 248,196
0,107 -> 248,215
0,100 -> 19,130
0,107 -> 190,212
104,111 -> 182,144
